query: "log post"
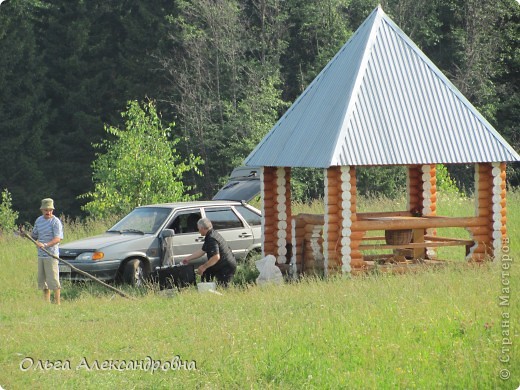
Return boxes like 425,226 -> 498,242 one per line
407,165 -> 423,212
491,162 -> 507,256
283,167 -> 292,261
422,164 -> 437,259
344,166 -> 364,270
261,167 -> 292,263
467,163 -> 494,261
324,165 -> 364,275
324,166 -> 342,275
261,167 -> 277,257
290,214 -> 324,276
275,167 -> 291,264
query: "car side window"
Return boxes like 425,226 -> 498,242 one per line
235,205 -> 261,226
167,210 -> 202,234
205,208 -> 243,230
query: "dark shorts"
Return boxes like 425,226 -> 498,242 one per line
202,267 -> 235,287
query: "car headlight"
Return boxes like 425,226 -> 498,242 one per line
76,252 -> 104,261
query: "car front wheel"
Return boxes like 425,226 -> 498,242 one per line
123,258 -> 148,287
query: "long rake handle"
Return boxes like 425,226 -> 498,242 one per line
19,231 -> 135,300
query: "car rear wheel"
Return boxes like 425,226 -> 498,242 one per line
123,258 -> 148,287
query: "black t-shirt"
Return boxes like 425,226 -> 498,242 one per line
202,229 -> 237,273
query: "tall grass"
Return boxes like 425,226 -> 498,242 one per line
0,193 -> 518,389
58,215 -> 120,241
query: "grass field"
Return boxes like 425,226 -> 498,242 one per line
0,193 -> 518,389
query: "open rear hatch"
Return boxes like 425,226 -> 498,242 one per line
212,166 -> 261,202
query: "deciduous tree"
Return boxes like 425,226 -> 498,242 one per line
81,101 -> 202,218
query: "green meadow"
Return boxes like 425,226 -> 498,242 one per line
0,193 -> 518,389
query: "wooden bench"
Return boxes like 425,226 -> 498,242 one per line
354,215 -> 482,259
359,235 -> 474,252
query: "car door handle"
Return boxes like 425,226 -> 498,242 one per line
195,236 -> 205,242
238,233 -> 253,238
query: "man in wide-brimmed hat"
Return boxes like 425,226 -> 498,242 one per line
31,198 -> 63,304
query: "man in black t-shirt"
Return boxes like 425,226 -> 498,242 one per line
182,218 -> 237,286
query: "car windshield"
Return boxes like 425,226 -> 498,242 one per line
108,207 -> 172,234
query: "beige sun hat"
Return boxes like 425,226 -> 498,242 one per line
40,198 -> 55,210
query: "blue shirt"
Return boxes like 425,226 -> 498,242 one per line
32,215 -> 64,258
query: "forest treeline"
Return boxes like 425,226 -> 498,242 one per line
1,0 -> 518,222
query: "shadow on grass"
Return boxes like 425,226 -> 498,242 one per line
59,280 -> 157,301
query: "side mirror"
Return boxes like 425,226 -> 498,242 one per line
160,229 -> 175,238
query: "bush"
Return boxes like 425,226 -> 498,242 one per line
233,251 -> 261,286
0,189 -> 18,234
436,164 -> 463,196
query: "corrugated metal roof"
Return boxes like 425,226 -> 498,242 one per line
245,6 -> 520,167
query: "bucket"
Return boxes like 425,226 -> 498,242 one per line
197,282 -> 217,293
385,229 -> 413,245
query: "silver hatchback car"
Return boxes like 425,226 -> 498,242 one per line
59,201 -> 262,285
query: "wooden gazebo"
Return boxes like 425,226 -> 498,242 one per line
244,7 -> 520,275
